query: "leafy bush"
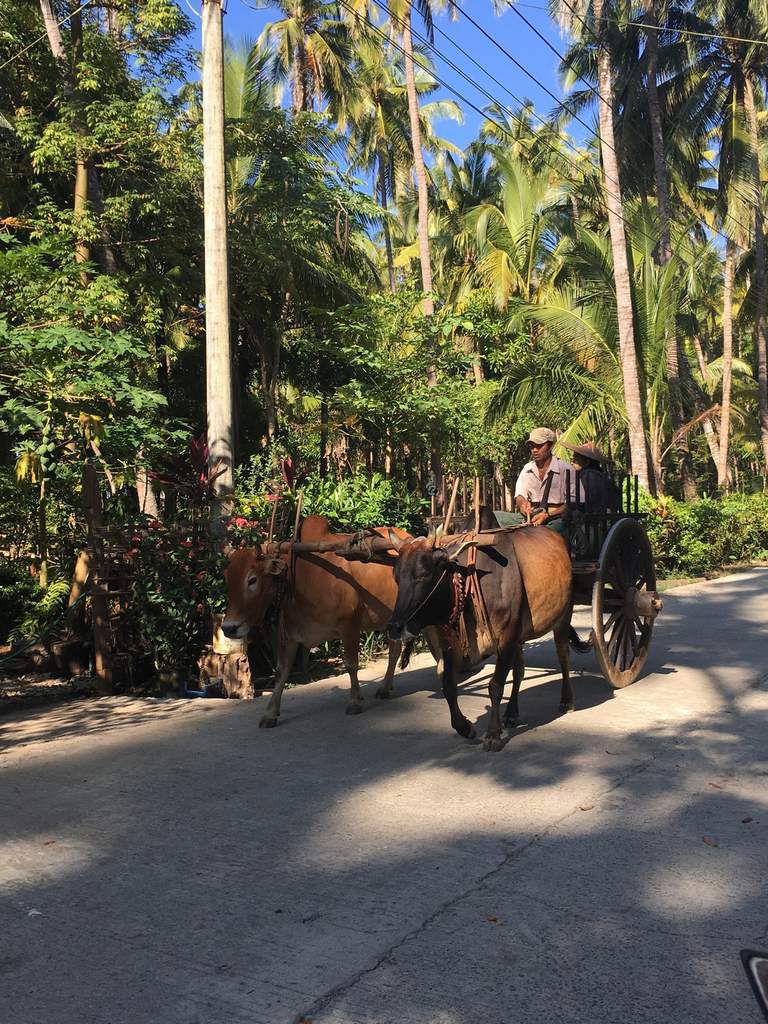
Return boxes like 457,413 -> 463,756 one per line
0,560 -> 42,643
301,472 -> 427,533
6,573 -> 71,645
126,519 -> 228,673
641,492 -> 768,577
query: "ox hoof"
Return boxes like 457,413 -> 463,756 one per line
454,718 -> 475,740
259,716 -> 279,729
375,687 -> 394,700
504,715 -> 521,729
345,703 -> 364,716
483,735 -> 504,753
558,701 -> 575,715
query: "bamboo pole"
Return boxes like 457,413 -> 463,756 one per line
443,475 -> 461,536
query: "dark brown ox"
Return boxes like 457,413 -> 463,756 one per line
388,526 -> 574,751
222,516 -> 435,727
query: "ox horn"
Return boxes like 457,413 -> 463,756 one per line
386,528 -> 405,552
446,539 -> 479,561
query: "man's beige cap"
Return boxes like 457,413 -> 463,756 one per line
526,427 -> 556,446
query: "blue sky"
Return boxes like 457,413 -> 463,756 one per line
197,0 -> 590,153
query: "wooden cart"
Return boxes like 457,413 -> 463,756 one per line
564,470 -> 662,688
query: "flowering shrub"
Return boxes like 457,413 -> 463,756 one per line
125,518 -> 229,672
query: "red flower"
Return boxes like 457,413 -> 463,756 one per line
131,535 -> 142,544
234,516 -> 249,528
196,571 -> 207,580
179,539 -> 193,548
148,520 -> 162,530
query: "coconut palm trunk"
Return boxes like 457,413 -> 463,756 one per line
401,11 -> 436,338
378,148 -> 397,293
593,0 -> 652,490
717,240 -> 735,488
744,77 -> 768,469
645,8 -> 697,499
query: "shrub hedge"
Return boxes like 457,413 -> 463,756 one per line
641,492 -> 768,577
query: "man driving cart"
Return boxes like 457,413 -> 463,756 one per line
506,427 -> 571,534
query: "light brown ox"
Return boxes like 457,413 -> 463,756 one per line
222,515 -> 437,727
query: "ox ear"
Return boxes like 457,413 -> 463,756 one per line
263,557 -> 287,576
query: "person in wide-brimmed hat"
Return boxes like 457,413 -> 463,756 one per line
560,440 -> 618,512
512,427 -> 571,529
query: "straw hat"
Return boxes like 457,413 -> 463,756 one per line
560,441 -> 608,464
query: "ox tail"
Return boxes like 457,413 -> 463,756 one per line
569,626 -> 594,653
399,640 -> 415,671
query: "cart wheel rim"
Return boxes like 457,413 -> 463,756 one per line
592,518 -> 657,688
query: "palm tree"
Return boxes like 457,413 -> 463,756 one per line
387,0 -> 450,336
670,0 -> 768,472
223,38 -> 278,212
552,0 -> 653,490
466,154 -> 567,308
345,36 -> 416,292
256,0 -> 353,113
490,209 -> 688,489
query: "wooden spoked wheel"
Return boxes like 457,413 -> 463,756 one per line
592,518 -> 658,688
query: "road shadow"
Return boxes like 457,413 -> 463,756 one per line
1,571 -> 766,1024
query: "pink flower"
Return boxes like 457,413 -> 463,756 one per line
148,520 -> 162,530
234,516 -> 248,528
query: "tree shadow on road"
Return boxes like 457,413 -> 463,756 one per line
1,572 -> 767,1024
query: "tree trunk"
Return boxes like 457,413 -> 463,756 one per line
593,0 -> 652,491
645,10 -> 671,264
646,11 -> 696,499
69,6 -> 91,281
319,398 -> 329,478
379,150 -> 397,293
39,0 -> 66,61
136,461 -> 160,518
292,41 -> 306,113
202,0 -> 235,534
717,239 -> 735,488
745,77 -> 768,469
684,336 -> 721,470
692,334 -> 709,380
38,477 -> 48,589
402,11 -> 437,369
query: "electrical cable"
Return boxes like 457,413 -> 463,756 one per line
495,0 -> 753,247
0,0 -> 93,74
350,0 -> 719,256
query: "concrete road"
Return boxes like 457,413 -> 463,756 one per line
1,570 -> 767,1024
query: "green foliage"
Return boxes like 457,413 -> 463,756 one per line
126,520 -> 228,672
7,575 -> 71,644
0,560 -> 41,644
641,492 -> 768,577
301,471 -> 426,532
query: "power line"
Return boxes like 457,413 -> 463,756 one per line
498,0 -> 754,245
0,0 -> 94,74
628,20 -> 768,46
340,0 -> 690,259
490,1 -> 768,49
372,0 -> 741,255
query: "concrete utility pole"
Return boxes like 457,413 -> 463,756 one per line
202,0 -> 234,532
